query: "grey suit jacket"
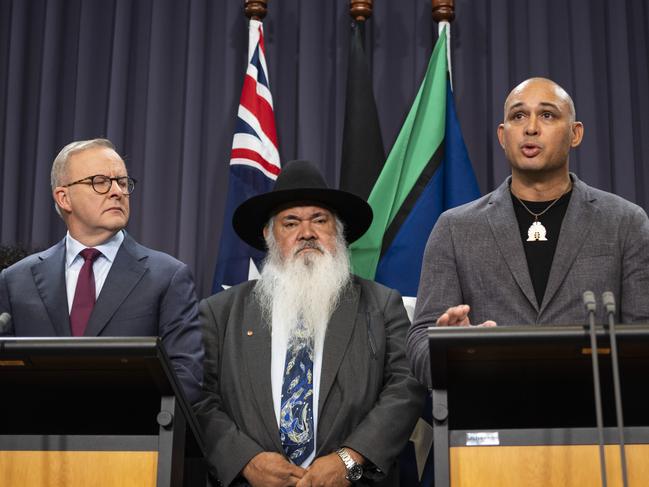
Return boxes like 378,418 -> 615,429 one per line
195,276 -> 426,487
408,174 -> 649,387
0,232 -> 204,404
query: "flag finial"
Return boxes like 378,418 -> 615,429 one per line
349,0 -> 374,22
244,0 -> 268,21
431,0 -> 455,23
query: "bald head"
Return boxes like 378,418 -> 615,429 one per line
497,77 -> 584,186
504,78 -> 576,123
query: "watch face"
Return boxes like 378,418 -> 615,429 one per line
347,464 -> 363,481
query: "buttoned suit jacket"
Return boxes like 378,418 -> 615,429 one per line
408,174 -> 649,387
195,276 -> 426,487
0,232 -> 204,404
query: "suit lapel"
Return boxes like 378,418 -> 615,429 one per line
317,280 -> 360,419
486,180 -> 539,312
241,293 -> 283,452
84,234 -> 147,337
31,240 -> 71,336
540,176 -> 596,314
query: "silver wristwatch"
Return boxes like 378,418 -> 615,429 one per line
336,448 -> 363,482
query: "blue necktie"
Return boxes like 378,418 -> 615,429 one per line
279,327 -> 314,465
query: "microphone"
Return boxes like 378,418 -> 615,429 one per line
0,312 -> 12,335
583,291 -> 607,487
602,291 -> 628,487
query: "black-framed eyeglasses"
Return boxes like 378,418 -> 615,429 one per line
63,175 -> 137,195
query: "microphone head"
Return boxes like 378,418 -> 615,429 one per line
583,291 -> 596,312
0,312 -> 12,334
602,291 -> 616,314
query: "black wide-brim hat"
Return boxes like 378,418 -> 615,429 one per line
233,160 -> 373,251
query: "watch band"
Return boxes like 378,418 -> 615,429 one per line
336,448 -> 363,482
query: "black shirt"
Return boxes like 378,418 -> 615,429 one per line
511,190 -> 572,307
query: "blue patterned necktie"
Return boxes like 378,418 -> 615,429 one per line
279,325 -> 314,465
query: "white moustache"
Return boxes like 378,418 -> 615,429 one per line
293,240 -> 324,256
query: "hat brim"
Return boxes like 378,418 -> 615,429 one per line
233,187 -> 373,251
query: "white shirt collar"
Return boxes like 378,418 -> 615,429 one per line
65,231 -> 125,268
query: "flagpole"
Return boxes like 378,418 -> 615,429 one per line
431,0 -> 455,89
244,0 -> 268,20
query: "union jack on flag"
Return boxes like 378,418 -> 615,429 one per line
212,19 -> 281,292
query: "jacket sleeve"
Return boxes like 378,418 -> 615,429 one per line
157,262 -> 204,405
620,205 -> 649,322
193,297 -> 264,486
407,213 -> 463,388
342,285 -> 427,476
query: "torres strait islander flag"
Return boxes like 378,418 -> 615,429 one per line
350,25 -> 480,299
212,19 -> 280,293
349,25 -> 481,484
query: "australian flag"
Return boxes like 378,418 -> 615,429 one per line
212,19 -> 281,293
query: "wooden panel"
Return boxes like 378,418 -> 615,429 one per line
0,450 -> 157,487
451,444 -> 649,487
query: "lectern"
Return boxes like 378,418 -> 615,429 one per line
428,325 -> 649,487
0,337 -> 206,487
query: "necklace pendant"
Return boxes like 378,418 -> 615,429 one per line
527,221 -> 548,241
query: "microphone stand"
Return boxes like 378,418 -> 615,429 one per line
583,291 -> 607,487
602,292 -> 628,487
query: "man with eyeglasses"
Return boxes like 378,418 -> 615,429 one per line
0,138 -> 203,404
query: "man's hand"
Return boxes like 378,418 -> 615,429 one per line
242,452 -> 306,487
296,452 -> 352,487
436,304 -> 497,327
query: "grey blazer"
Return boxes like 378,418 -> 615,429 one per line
0,232 -> 204,404
196,276 -> 426,487
408,174 -> 649,387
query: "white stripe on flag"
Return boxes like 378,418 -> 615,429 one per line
231,133 -> 280,169
237,105 -> 280,166
245,61 -> 274,108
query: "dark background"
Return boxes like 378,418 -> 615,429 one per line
1,0 -> 647,298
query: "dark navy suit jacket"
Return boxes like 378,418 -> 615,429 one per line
0,232 -> 204,404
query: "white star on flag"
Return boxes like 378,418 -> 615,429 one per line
222,259 -> 261,290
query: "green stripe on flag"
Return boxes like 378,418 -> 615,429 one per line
350,29 -> 449,279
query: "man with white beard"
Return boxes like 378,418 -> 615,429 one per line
195,160 -> 425,487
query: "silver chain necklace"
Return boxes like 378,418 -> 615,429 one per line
512,182 -> 572,242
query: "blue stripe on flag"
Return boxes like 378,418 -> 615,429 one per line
235,117 -> 260,139
376,80 -> 480,298
251,46 -> 269,89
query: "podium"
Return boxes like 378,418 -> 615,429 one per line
0,337 -> 207,487
428,324 -> 649,487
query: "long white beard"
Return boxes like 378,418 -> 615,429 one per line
254,233 -> 351,349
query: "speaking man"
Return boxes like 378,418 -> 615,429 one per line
0,138 -> 203,403
407,77 -> 649,387
196,160 -> 425,487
